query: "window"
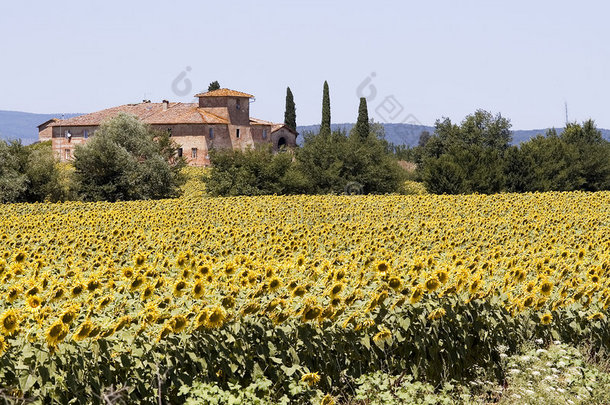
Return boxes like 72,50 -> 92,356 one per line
83,130 -> 89,139
65,149 -> 70,160
262,129 -> 268,140
236,99 -> 240,110
167,128 -> 172,137
236,128 -> 240,139
177,148 -> 183,157
209,127 -> 214,139
191,148 -> 197,159
65,130 -> 72,142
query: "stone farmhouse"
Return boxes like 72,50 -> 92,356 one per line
41,88 -> 298,166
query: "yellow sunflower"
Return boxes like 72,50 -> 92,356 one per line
300,372 -> 321,387
539,312 -> 553,325
46,320 -> 69,347
0,309 -> 19,335
73,320 -> 93,342
206,307 -> 226,329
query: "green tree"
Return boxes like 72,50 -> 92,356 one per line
205,145 -> 308,196
560,120 -> 610,191
0,140 -> 27,203
353,97 -> 370,142
73,113 -> 185,201
284,87 -> 297,132
0,140 -> 65,203
512,121 -> 610,192
517,133 -> 583,191
296,120 -> 403,194
23,141 -> 66,202
320,81 -> 331,136
208,81 -> 220,91
419,110 -> 512,194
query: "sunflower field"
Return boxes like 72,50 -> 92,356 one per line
0,192 -> 609,403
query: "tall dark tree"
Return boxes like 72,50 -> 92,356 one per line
320,81 -> 331,136
208,81 -> 220,92
353,97 -> 370,141
284,87 -> 297,131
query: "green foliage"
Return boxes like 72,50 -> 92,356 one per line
352,371 -> 473,405
295,125 -> 404,194
353,97 -> 370,142
0,140 -> 27,203
180,375 -> 323,405
507,122 -> 610,192
205,146 -> 309,196
284,87 -> 297,132
4,296 -> 610,403
419,110 -> 511,194
419,113 -> 610,194
320,81 -> 331,136
73,113 -> 186,201
0,140 -> 65,203
208,81 -> 220,91
497,342 -> 610,404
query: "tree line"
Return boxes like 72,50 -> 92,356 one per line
1,80 -> 609,203
0,113 -> 186,203
204,82 -> 404,196
403,110 -> 610,194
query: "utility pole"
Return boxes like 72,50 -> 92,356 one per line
565,101 -> 569,125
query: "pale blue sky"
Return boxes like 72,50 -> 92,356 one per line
1,0 -> 608,129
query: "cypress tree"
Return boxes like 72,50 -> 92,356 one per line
320,81 -> 331,136
354,97 -> 370,141
284,87 -> 297,131
208,81 -> 220,91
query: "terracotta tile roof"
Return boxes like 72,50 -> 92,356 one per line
271,124 -> 299,136
249,117 -> 275,125
194,88 -> 254,98
37,118 -> 60,129
250,118 -> 298,136
51,103 -> 229,127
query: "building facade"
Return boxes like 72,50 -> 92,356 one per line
43,89 -> 298,166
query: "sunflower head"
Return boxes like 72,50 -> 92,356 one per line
173,280 -> 188,297
46,320 -> 69,347
170,315 -> 188,333
0,309 -> 19,335
425,277 -> 440,293
27,295 -> 42,309
540,312 -> 553,325
427,308 -> 446,320
539,281 -> 553,296
410,286 -> 424,304
388,277 -> 402,291
373,328 -> 392,343
300,372 -> 321,387
375,261 -> 389,273
192,281 -> 205,299
134,254 -> 146,268
73,321 -> 93,342
268,277 -> 281,291
330,282 -> 344,297
206,307 -> 226,329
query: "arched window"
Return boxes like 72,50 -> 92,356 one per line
277,137 -> 287,148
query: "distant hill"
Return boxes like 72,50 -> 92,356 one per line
296,123 -> 610,147
2,110 -> 609,147
0,110 -> 82,144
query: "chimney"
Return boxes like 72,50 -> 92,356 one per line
162,100 -> 169,111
